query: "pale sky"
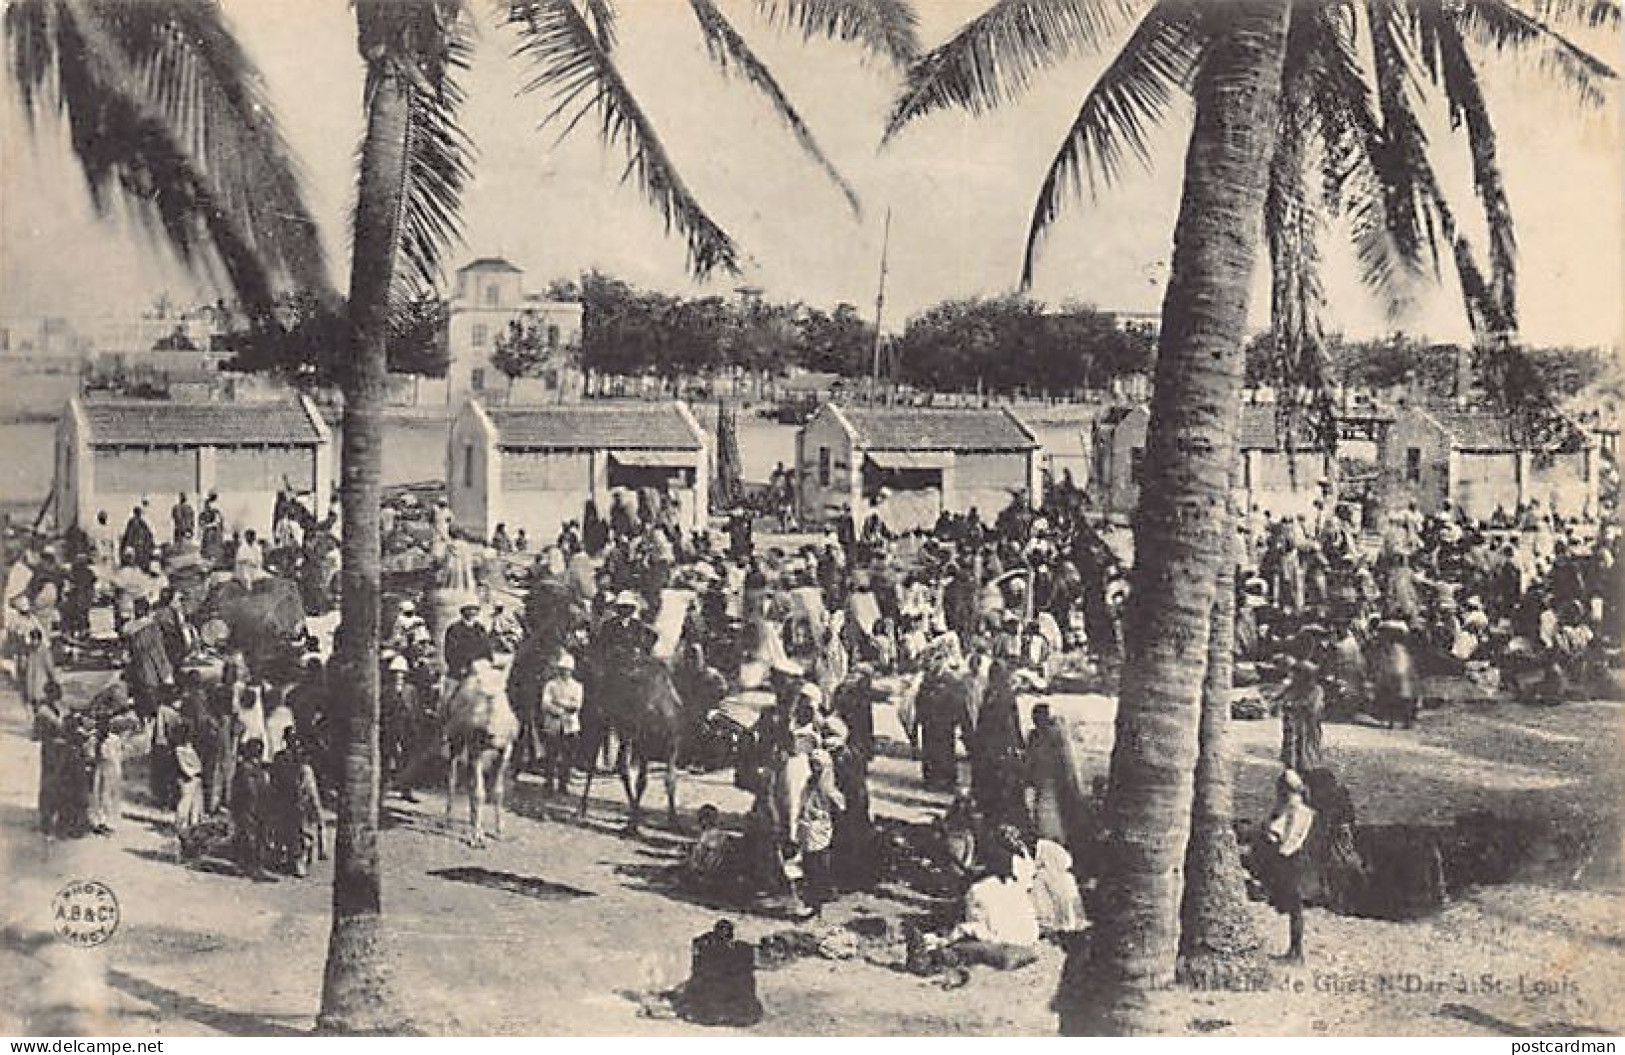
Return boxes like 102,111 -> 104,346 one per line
2,0 -> 1621,346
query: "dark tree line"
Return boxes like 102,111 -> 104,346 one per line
1244,332 -> 1620,400
220,292 -> 449,384
893,294 -> 1153,393
546,273 -> 1154,393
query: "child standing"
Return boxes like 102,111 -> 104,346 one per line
270,735 -> 325,877
173,723 -> 205,857
538,653 -> 583,794
88,715 -> 126,836
230,739 -> 272,880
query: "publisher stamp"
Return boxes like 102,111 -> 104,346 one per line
52,880 -> 120,948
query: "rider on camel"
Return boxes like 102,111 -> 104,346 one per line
595,590 -> 656,673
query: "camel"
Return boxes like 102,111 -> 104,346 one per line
442,658 -> 519,847
574,590 -> 710,833
577,655 -> 692,834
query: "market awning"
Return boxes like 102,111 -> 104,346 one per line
866,450 -> 950,471
610,450 -> 694,468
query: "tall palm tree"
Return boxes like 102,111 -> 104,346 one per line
883,0 -> 1616,1031
8,0 -> 916,1034
1066,6 -> 1289,1029
318,0 -> 474,1033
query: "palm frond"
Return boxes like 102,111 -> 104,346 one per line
6,0 -> 332,320
1266,57 -> 1334,429
1019,0 -> 1205,288
5,0 -> 55,128
1295,0 -> 1422,318
881,0 -> 1140,141
511,0 -> 739,278
1455,0 -> 1618,106
96,0 -> 334,305
687,0 -> 860,215
583,0 -> 617,51
752,0 -> 919,66
1366,0 -> 1446,278
351,0 -> 475,305
398,19 -> 475,302
1538,0 -> 1622,27
1420,10 -> 1518,330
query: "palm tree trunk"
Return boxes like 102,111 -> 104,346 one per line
1179,494 -> 1258,963
1056,2 -> 1288,1035
318,55 -> 412,1036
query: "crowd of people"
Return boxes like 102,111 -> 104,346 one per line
5,451 -> 1620,977
4,484 -> 340,881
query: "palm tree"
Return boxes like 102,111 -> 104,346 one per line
883,0 -> 1616,1032
323,0 -> 916,1031
8,0 -> 917,1033
4,0 -> 336,315
316,0 -> 475,1032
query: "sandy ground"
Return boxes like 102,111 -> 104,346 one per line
2,667 -> 1622,1037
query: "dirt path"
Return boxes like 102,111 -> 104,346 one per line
2,674 -> 1621,1036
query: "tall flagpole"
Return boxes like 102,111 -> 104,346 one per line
869,207 -> 892,402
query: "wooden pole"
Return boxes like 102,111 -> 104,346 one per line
870,208 -> 892,404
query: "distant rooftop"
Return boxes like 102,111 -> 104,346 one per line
1421,407 -> 1588,452
1237,404 -> 1332,451
832,405 -> 1038,452
457,257 -> 523,274
78,398 -> 324,446
485,402 -> 702,451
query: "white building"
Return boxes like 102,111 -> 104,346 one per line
446,400 -> 709,542
55,396 -> 332,534
796,404 -> 1042,533
1378,405 -> 1598,519
447,257 -> 584,407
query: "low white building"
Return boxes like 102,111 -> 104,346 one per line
55,396 -> 332,534
1379,405 -> 1598,519
446,400 -> 709,542
1093,402 -> 1333,522
796,404 -> 1042,533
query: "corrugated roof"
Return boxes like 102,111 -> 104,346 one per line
488,403 -> 701,450
1427,409 -> 1585,452
457,257 -> 522,273
81,400 -> 322,446
836,406 -> 1037,451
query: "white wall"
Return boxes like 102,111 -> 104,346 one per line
446,403 -> 497,539
797,407 -> 856,526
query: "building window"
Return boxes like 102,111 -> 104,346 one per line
463,443 -> 475,487
484,283 -> 501,308
471,323 -> 488,347
472,368 -> 486,391
1130,446 -> 1145,484
547,324 -> 560,350
1406,447 -> 1421,483
818,446 -> 832,487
